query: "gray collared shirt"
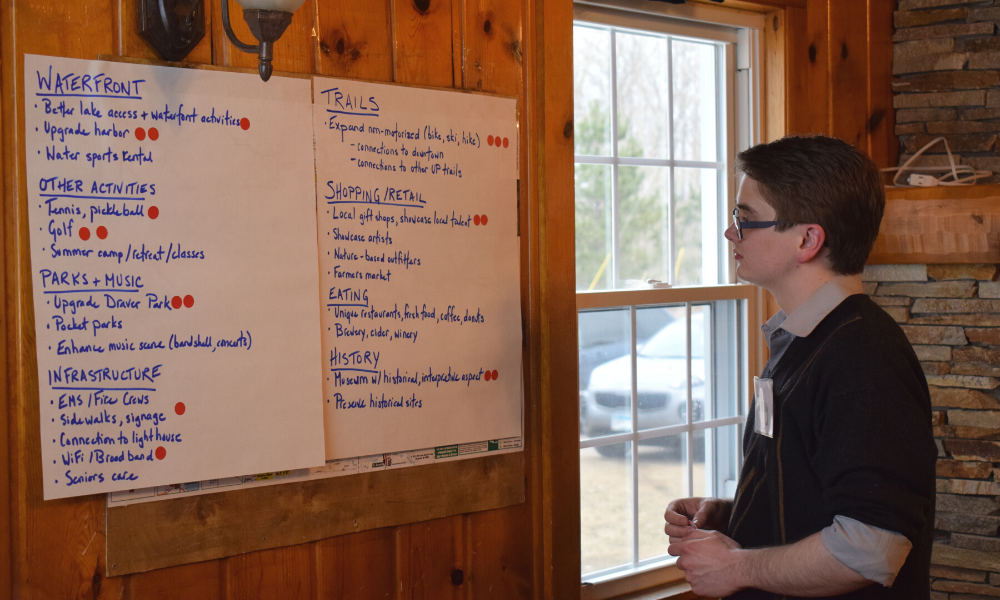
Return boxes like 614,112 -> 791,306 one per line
760,275 -> 911,587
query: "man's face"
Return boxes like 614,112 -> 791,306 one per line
724,176 -> 803,288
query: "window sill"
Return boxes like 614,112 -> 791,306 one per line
582,564 -> 700,600
583,580 -> 699,600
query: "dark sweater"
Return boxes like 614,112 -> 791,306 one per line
727,294 -> 936,600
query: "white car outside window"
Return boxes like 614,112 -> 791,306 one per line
581,312 -> 705,452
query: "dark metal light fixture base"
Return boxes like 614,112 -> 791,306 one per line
138,0 -> 206,62
242,9 -> 294,82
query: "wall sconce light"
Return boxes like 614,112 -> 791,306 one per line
138,0 -> 305,82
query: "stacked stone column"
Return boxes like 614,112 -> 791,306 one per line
865,263 -> 1000,598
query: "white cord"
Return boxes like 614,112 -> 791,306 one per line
880,136 -> 992,187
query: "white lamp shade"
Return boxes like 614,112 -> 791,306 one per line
235,0 -> 306,11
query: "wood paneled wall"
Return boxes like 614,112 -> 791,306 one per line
0,0 -> 894,598
783,0 -> 897,167
762,0 -> 897,321
0,0 -> 576,598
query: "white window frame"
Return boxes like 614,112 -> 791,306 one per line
573,4 -> 765,598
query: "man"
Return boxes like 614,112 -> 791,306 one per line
665,136 -> 936,599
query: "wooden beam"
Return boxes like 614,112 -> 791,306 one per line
107,452 -> 525,576
869,185 -> 1000,265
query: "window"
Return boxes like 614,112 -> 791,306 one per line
574,3 -> 763,596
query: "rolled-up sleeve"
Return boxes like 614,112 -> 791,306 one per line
821,515 -> 912,587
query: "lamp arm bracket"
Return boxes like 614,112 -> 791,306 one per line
221,0 -> 258,53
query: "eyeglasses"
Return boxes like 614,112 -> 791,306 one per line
731,208 -> 787,240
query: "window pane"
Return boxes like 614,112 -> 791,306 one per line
711,300 -> 742,420
580,308 -> 632,440
575,26 -> 612,157
581,442 -> 633,575
616,32 -> 669,159
695,425 -> 742,500
716,425 -> 742,500
576,163 -> 613,291
674,167 -> 719,286
636,305 -> 686,431
636,305 -> 708,429
672,40 -> 718,163
691,304 -> 709,424
637,434 -> 686,561
618,166 -> 668,285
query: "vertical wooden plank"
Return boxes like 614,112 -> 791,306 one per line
513,0 -> 540,596
784,6 -> 808,136
0,5 -> 11,599
763,10 -> 786,142
211,0 -> 316,74
392,0 -> 454,87
530,0 -> 579,597
315,0 -> 393,82
14,1 -> 115,59
395,517 -> 463,600
127,559 -> 225,600
462,0 -> 522,96
451,0 -> 463,89
464,506 -> 532,598
223,544 -> 315,600
866,0 -> 896,168
7,3 -> 123,598
457,2 -> 530,594
116,0 -> 214,64
829,0 -> 869,149
456,2 -> 531,595
790,0 -> 829,136
314,527 -> 395,600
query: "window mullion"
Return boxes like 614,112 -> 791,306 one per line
667,37 -> 676,286
686,302 -> 694,498
610,30 -> 621,290
629,304 -> 639,567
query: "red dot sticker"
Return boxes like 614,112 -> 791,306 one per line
183,295 -> 194,308
481,215 -> 488,225
155,447 -> 166,460
473,215 -> 481,226
96,226 -> 108,240
79,227 -> 91,241
487,135 -> 494,146
148,127 -> 159,141
171,296 -> 182,309
135,127 -> 146,141
484,370 -> 492,381
148,206 -> 159,219
491,370 -> 499,380
495,134 -> 501,147
503,137 -> 509,148
240,118 -> 250,131
175,402 -> 186,415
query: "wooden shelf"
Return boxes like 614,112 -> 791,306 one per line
867,184 -> 1000,265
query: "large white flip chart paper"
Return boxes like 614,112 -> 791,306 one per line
25,55 -> 326,500
314,78 -> 522,458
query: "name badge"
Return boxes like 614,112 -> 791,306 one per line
753,376 -> 774,438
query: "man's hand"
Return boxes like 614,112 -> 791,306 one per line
663,497 -> 733,540
668,529 -> 746,598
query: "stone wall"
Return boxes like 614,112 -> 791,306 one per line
893,0 -> 1000,183
864,263 -> 1000,598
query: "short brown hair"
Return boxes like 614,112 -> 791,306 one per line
736,135 -> 884,275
